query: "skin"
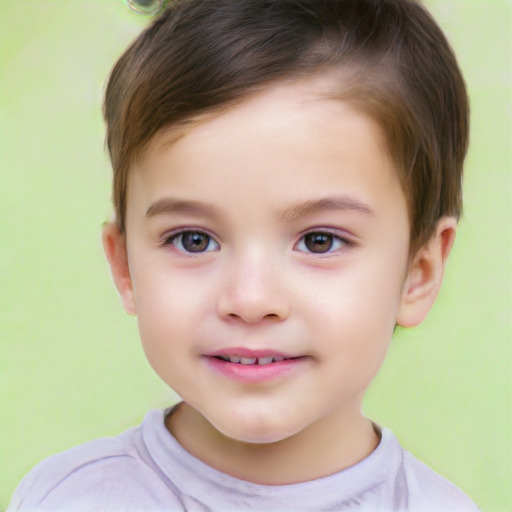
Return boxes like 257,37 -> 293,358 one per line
103,76 -> 456,485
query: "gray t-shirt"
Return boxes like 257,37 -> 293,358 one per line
8,408 -> 479,511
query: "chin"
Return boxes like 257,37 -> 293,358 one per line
209,409 -> 303,445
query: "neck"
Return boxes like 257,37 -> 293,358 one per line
166,402 -> 380,485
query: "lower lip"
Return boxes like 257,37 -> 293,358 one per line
204,356 -> 306,383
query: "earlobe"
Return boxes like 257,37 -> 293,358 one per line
396,217 -> 457,328
102,222 -> 137,315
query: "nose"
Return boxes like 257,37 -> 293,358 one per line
216,251 -> 290,324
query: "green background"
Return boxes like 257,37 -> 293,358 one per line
1,1 -> 510,510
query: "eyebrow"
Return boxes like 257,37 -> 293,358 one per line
279,196 -> 375,221
146,197 -> 221,219
146,195 -> 375,222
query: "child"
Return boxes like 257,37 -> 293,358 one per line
8,0 -> 480,510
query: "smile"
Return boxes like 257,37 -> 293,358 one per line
215,355 -> 286,365
205,349 -> 306,384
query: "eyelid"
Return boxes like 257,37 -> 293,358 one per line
159,225 -> 218,242
296,226 -> 355,242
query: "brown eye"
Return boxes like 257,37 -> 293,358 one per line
168,231 -> 219,253
295,231 -> 349,255
303,233 -> 334,253
182,232 -> 209,252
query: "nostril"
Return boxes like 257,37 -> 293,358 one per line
226,311 -> 283,323
217,277 -> 290,323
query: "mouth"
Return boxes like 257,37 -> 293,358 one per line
214,354 -> 288,365
204,348 -> 306,383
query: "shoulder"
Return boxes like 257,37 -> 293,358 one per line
400,449 -> 480,512
8,416 -> 184,511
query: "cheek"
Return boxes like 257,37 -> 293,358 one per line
129,266 -> 193,351
133,283 -> 199,393
307,262 -> 403,332
129,260 -> 221,371
301,256 -> 405,370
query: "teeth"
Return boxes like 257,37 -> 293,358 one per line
217,355 -> 288,365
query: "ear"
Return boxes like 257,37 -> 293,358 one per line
396,217 -> 457,328
102,222 -> 137,315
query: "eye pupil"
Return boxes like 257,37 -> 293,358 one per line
304,233 -> 333,253
182,232 -> 209,252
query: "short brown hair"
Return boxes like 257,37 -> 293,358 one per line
104,0 -> 469,253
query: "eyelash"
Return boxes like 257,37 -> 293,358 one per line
161,229 -> 353,255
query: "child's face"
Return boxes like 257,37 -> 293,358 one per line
120,77 -> 411,444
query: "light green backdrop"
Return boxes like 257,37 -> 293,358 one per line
1,1 -> 510,511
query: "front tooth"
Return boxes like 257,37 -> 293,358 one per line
257,356 -> 273,365
240,357 -> 257,365
272,356 -> 285,362
229,355 -> 241,363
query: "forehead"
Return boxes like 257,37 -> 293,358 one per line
144,73 -> 389,157
127,77 -> 407,229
